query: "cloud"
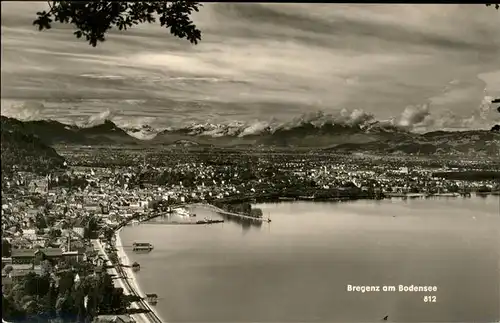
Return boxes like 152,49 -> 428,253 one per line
478,70 -> 500,97
405,93 -> 500,131
0,100 -> 45,121
398,104 -> 431,128
1,3 -> 499,130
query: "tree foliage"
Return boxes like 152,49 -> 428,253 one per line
33,1 -> 202,47
2,238 -> 12,257
35,212 -> 48,230
2,270 -> 132,322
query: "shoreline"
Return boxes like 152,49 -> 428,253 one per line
114,228 -> 167,323
203,192 -> 495,208
93,238 -> 150,323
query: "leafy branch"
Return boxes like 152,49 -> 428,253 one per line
33,1 -> 202,47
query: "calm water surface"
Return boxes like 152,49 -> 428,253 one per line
120,197 -> 500,323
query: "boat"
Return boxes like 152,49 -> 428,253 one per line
196,218 -> 224,225
175,207 -> 197,217
132,242 -> 154,252
433,192 -> 460,197
131,261 -> 140,271
174,207 -> 190,217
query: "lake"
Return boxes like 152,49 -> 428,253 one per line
120,197 -> 500,323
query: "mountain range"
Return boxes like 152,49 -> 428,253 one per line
1,116 -> 499,156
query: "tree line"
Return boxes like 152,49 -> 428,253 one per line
2,265 -> 134,322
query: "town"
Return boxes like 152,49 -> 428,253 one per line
2,148 -> 500,323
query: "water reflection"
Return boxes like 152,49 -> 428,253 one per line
219,212 -> 263,230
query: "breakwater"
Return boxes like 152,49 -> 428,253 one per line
141,219 -> 225,225
191,203 -> 272,222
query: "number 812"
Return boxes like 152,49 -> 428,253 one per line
424,296 -> 436,303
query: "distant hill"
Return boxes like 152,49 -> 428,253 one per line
325,130 -> 500,156
1,128 -> 66,174
1,116 -> 499,156
77,119 -> 140,145
0,116 -> 139,146
1,116 -> 83,143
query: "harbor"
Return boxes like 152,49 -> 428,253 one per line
191,203 -> 272,223
123,203 -> 268,228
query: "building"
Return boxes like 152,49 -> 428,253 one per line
28,178 -> 48,194
22,229 -> 37,241
62,250 -> 85,264
11,248 -> 64,265
11,249 -> 36,265
2,257 -> 12,268
73,226 -> 85,238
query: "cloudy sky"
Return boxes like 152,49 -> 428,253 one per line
1,2 -> 499,130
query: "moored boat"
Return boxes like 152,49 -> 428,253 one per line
196,218 -> 224,224
132,261 -> 141,271
132,242 -> 154,252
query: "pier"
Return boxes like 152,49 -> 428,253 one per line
114,202 -> 269,231
140,219 -> 224,225
145,294 -> 159,305
192,203 -> 272,223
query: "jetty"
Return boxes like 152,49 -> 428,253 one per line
145,293 -> 158,305
196,219 -> 224,225
141,219 -> 224,225
192,203 -> 272,223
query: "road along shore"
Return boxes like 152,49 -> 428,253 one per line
94,234 -> 165,323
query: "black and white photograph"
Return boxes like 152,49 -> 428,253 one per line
1,2 -> 500,323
